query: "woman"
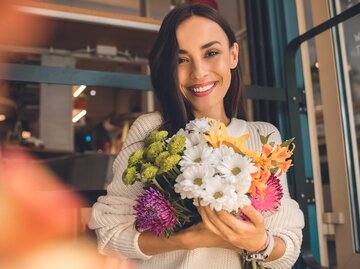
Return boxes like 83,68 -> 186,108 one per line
89,4 -> 304,269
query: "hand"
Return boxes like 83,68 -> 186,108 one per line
177,222 -> 235,250
198,205 -> 268,253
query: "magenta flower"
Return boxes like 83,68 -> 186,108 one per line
250,174 -> 283,212
134,187 -> 177,236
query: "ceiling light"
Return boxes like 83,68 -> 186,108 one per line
72,110 -> 87,123
73,85 -> 87,98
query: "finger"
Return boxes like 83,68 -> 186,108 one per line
215,210 -> 243,231
215,210 -> 255,236
203,206 -> 236,239
240,205 -> 264,227
198,206 -> 222,236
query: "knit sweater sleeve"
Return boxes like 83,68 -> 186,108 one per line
88,112 -> 163,260
246,122 -> 305,269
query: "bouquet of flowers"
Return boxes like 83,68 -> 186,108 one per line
122,118 -> 295,238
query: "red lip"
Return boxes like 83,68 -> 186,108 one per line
187,81 -> 217,97
188,81 -> 217,89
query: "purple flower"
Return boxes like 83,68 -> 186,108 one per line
134,187 -> 177,236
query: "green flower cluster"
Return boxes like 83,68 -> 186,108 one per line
122,130 -> 186,188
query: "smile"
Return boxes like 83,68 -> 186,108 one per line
188,81 -> 217,96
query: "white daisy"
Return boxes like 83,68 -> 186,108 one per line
179,143 -> 216,171
213,145 -> 235,161
187,131 -> 205,147
186,118 -> 211,133
175,166 -> 214,199
235,192 -> 252,208
174,175 -> 194,199
217,154 -> 257,192
200,176 -> 238,212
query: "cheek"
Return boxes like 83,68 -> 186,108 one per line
216,61 -> 232,87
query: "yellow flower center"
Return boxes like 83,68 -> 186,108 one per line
213,191 -> 223,199
193,178 -> 202,186
194,158 -> 201,163
232,167 -> 241,175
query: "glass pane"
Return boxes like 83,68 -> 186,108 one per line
336,0 -> 360,251
302,0 -> 337,265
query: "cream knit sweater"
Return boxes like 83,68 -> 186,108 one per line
89,112 -> 304,269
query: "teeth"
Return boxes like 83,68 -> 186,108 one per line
191,83 -> 215,93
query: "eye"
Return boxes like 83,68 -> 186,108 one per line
178,57 -> 189,64
205,50 -> 219,58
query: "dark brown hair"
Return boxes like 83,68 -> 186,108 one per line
149,4 -> 246,135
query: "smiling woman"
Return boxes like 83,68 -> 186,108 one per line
147,4 -> 246,136
89,4 -> 304,269
176,16 -> 238,124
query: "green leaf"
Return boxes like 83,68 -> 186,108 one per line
257,129 -> 274,145
280,137 -> 295,148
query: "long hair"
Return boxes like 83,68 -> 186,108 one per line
149,4 -> 247,135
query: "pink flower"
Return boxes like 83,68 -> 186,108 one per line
250,174 -> 283,212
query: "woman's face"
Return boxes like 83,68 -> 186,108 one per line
176,15 -> 238,120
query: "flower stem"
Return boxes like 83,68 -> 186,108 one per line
151,178 -> 165,192
174,166 -> 181,174
162,175 -> 172,186
173,202 -> 193,214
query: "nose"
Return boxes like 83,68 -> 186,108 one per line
190,59 -> 208,80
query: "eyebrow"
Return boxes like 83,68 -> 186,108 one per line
178,41 -> 222,54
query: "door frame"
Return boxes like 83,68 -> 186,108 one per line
309,0 -> 360,267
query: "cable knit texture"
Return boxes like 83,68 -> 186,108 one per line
89,112 -> 304,269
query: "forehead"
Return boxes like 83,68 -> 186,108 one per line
176,15 -> 228,48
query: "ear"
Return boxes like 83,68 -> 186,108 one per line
230,42 -> 239,69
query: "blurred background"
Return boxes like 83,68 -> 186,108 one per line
1,1 -> 360,269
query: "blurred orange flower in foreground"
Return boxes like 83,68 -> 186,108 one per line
0,150 -> 85,259
0,150 -> 137,269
